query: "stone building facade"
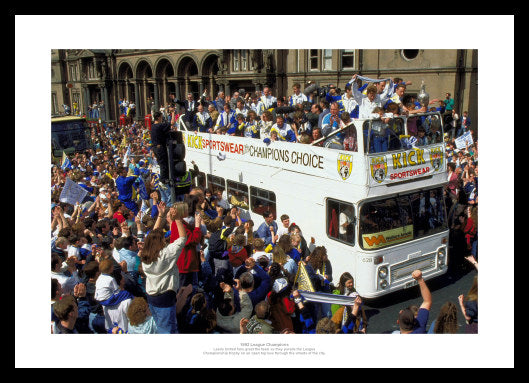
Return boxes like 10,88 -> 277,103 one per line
51,49 -> 477,129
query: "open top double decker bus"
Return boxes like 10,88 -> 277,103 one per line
177,111 -> 448,298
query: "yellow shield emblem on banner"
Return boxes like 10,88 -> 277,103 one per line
429,146 -> 443,171
370,156 -> 388,183
337,153 -> 353,180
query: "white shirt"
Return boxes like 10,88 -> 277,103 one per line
142,237 -> 187,295
290,92 -> 307,105
276,225 -> 290,238
235,107 -> 249,118
252,251 -> 272,265
261,95 -> 277,110
51,270 -> 80,296
94,274 -> 120,302
339,210 -> 353,235
67,245 -> 80,259
353,80 -> 390,118
259,120 -> 273,139
341,94 -> 359,114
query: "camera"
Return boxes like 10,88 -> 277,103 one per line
317,84 -> 341,98
304,82 -> 341,99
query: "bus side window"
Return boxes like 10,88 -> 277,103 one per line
327,199 -> 355,245
194,171 -> 206,189
227,180 -> 249,210
207,174 -> 225,194
250,186 -> 276,218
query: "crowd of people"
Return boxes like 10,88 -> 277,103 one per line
50,74 -> 478,334
145,75 -> 474,155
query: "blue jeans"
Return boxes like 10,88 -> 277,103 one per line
149,304 -> 178,334
372,134 -> 388,153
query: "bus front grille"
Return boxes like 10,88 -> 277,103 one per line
390,253 -> 437,283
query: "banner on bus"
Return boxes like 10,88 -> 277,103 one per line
181,132 -> 445,185
182,131 -> 337,179
367,145 -> 445,186
362,225 -> 414,250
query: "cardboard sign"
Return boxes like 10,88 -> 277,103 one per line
59,178 -> 88,206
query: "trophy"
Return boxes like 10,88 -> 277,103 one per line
417,80 -> 429,107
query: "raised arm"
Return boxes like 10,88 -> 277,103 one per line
412,269 -> 432,311
153,201 -> 167,231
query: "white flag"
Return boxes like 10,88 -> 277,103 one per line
59,178 -> 88,206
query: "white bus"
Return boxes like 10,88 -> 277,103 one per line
178,111 -> 449,298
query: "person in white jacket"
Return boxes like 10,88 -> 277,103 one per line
350,74 -> 393,119
139,201 -> 187,334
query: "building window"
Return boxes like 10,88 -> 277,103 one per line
233,50 -> 249,72
296,50 -> 300,73
233,50 -> 239,71
241,50 -> 248,71
402,49 -> 419,61
322,49 -> 333,71
341,50 -> 355,70
309,49 -> 319,71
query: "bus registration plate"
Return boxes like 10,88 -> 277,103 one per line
405,280 -> 418,289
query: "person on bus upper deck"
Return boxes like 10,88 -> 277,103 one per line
228,114 -> 246,136
244,111 -> 260,139
356,84 -> 383,120
318,100 -> 331,129
271,115 -> 296,143
261,86 -> 277,112
338,83 -> 359,119
191,103 -> 212,133
395,269 -> 432,334
250,93 -> 264,116
350,74 -> 392,117
183,93 -> 198,123
311,127 -> 323,143
416,126 -> 430,147
259,110 -> 274,140
214,103 -> 237,133
213,91 -> 226,113
235,99 -> 249,119
255,211 -> 278,246
289,83 -> 308,106
229,91 -> 243,110
321,102 -> 342,138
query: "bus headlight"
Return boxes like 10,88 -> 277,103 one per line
438,248 -> 446,268
380,280 -> 388,289
378,266 -> 388,279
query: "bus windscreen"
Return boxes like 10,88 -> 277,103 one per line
359,187 -> 447,250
